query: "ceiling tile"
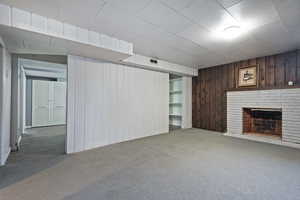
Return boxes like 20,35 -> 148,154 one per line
138,0 -> 192,34
178,24 -> 214,47
251,20 -> 298,53
1,0 -> 300,68
133,36 -> 200,67
0,0 -> 60,18
273,0 -> 300,33
181,0 -> 238,32
119,21 -> 210,58
58,0 -> 106,30
106,0 -> 151,14
233,37 -> 273,59
160,0 -> 195,10
217,0 -> 243,8
178,24 -> 251,53
227,0 -> 280,29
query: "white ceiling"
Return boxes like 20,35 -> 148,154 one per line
1,0 -> 300,68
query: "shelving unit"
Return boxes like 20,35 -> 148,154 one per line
169,75 -> 182,130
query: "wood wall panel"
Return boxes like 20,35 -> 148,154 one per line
285,51 -> 297,83
258,57 -> 266,88
275,54 -> 285,87
266,56 -> 275,87
192,50 -> 300,132
297,51 -> 300,83
67,55 -> 169,153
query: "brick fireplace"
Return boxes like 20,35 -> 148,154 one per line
243,108 -> 282,137
226,89 -> 300,146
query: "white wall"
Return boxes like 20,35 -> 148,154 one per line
182,77 -> 192,129
0,42 -> 12,165
67,55 -> 169,153
10,55 -> 21,151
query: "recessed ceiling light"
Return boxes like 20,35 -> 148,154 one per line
223,25 -> 241,39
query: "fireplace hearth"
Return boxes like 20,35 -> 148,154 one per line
243,108 -> 282,137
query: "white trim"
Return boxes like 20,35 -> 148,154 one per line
25,69 -> 65,79
122,54 -> 197,77
0,147 -> 10,166
224,133 -> 300,150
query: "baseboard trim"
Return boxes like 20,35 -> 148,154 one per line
224,133 -> 300,149
0,147 -> 11,166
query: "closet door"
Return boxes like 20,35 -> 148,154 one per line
52,82 -> 66,125
32,80 -> 50,127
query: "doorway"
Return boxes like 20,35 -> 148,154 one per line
11,56 -> 67,155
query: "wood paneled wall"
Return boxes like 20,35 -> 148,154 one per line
67,55 -> 169,153
192,50 -> 300,132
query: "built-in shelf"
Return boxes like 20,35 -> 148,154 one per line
169,103 -> 182,106
169,75 -> 182,128
170,90 -> 182,94
169,114 -> 182,117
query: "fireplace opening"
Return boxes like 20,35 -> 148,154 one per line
243,108 -> 282,137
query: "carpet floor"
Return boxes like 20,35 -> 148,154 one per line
0,128 -> 299,200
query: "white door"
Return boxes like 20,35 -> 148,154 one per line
32,80 -> 50,127
51,82 -> 66,125
32,80 -> 66,127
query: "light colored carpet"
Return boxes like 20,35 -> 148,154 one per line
0,128 -> 300,200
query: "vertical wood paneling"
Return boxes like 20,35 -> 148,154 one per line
215,66 -> 223,131
258,57 -> 266,88
297,50 -> 300,84
200,70 -> 206,128
222,65 -> 228,131
67,55 -> 169,154
196,73 -> 201,127
192,50 -> 300,132
267,55 -> 276,87
192,77 -> 197,126
228,63 -> 235,90
210,68 -> 216,130
285,51 -> 297,83
275,53 -> 286,87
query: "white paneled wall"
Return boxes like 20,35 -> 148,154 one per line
227,89 -> 300,144
67,55 -> 169,153
182,77 -> 192,129
0,44 -> 12,166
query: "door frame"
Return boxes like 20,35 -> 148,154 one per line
10,55 -> 68,152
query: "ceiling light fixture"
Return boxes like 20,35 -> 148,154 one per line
223,25 -> 241,39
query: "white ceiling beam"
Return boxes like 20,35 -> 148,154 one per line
122,54 -> 198,76
0,3 -> 133,62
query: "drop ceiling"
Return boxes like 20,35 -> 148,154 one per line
0,0 -> 299,68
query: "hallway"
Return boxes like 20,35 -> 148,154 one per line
0,126 -> 66,189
